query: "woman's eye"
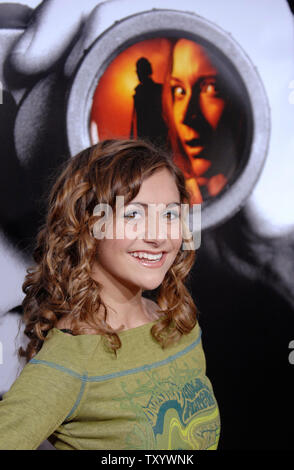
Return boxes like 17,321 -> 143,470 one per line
172,85 -> 186,100
124,210 -> 141,220
162,210 -> 179,221
200,79 -> 221,97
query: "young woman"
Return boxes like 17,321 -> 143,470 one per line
0,138 -> 220,450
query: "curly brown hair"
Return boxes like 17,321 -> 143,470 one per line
18,138 -> 197,363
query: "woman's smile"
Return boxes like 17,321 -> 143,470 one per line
128,250 -> 168,268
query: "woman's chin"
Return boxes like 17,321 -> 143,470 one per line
189,157 -> 211,177
137,275 -> 165,292
140,281 -> 163,292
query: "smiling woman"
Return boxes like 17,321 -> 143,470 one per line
0,139 -> 220,450
90,167 -> 184,313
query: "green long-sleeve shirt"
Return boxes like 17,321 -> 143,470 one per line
0,320 -> 220,450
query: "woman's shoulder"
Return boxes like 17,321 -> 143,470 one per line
30,325 -> 102,375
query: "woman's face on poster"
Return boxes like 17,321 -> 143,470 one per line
170,39 -> 226,176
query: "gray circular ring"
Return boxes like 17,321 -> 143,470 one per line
66,9 -> 270,232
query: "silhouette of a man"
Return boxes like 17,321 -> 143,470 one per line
130,57 -> 167,147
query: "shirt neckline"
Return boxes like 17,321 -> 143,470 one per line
51,318 -> 159,338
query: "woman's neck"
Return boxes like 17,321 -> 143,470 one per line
100,295 -> 159,331
56,296 -> 160,334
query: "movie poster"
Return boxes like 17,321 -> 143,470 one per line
90,37 -> 251,205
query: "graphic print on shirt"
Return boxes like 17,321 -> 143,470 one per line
114,355 -> 220,450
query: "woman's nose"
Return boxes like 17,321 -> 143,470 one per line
143,209 -> 167,243
182,89 -> 201,126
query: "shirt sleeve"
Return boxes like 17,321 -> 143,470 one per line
0,353 -> 85,450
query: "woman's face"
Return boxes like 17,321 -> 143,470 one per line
92,168 -> 183,293
170,39 -> 226,176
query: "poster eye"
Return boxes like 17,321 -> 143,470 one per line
172,85 -> 186,99
200,79 -> 220,97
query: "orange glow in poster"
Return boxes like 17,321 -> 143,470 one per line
90,38 -> 171,140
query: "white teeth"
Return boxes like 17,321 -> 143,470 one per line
130,251 -> 163,261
